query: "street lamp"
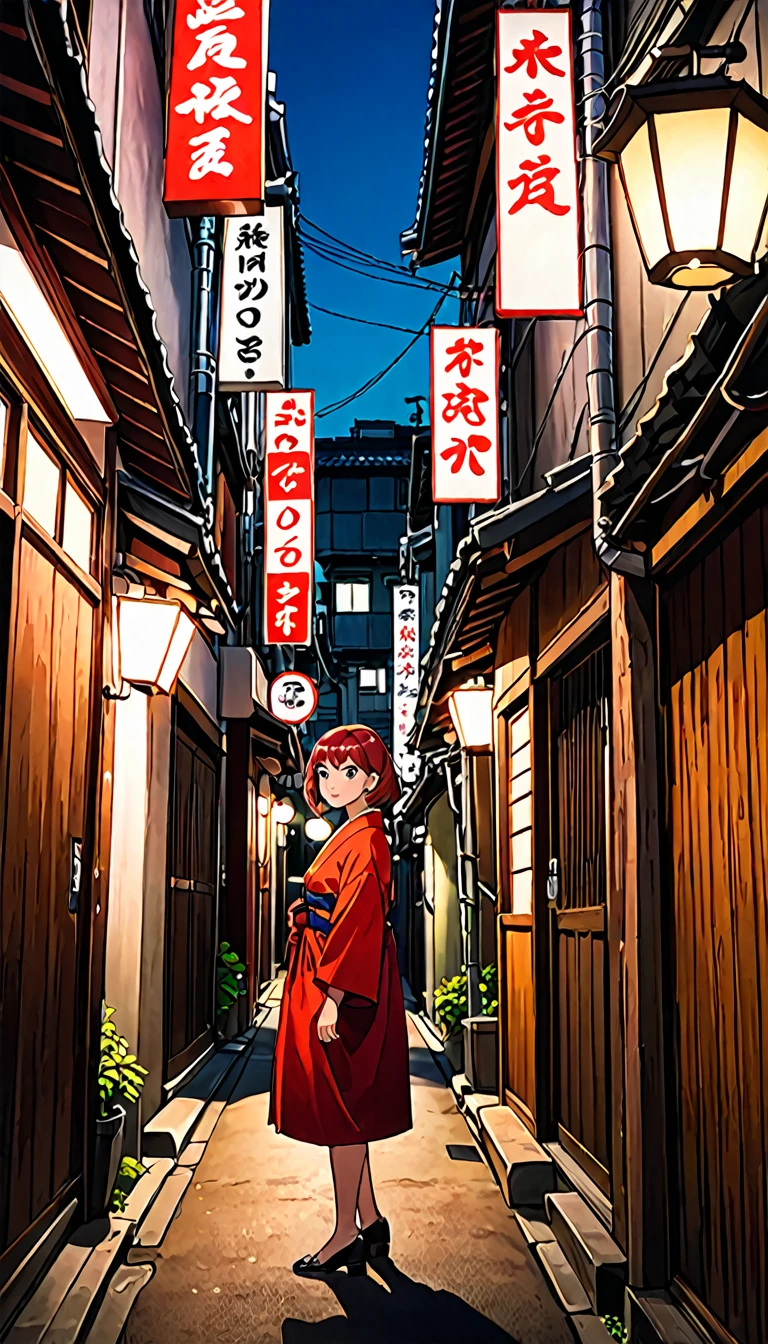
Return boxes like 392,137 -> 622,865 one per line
446,680 -> 493,1035
596,75 -> 768,288
115,595 -> 196,694
272,800 -> 296,825
305,817 -> 333,843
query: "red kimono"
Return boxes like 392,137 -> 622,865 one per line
269,809 -> 412,1147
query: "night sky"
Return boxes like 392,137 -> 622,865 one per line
269,0 -> 458,437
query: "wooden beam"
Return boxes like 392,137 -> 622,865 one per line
535,585 -> 609,678
609,572 -> 669,1284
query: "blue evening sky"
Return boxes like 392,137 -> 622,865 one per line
269,0 -> 458,437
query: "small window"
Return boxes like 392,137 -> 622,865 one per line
359,667 -> 386,694
62,479 -> 93,572
23,431 -> 60,537
336,581 -> 370,614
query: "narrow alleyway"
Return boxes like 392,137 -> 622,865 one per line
121,1008 -> 572,1344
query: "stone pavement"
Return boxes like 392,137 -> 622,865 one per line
121,1012 -> 573,1344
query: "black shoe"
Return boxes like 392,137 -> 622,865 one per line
293,1234 -> 367,1278
361,1216 -> 390,1260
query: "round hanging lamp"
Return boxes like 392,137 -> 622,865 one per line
595,76 -> 768,289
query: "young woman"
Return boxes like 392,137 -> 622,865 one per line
269,725 -> 412,1278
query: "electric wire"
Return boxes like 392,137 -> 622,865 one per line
301,235 -> 461,295
316,290 -> 452,419
309,302 -> 422,334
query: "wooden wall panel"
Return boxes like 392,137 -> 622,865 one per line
665,507 -> 768,1344
0,537 -> 94,1252
538,530 -> 603,654
501,921 -> 535,1120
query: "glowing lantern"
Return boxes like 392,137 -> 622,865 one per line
596,76 -> 768,288
116,597 -> 195,694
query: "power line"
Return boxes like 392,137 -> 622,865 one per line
301,236 -> 459,294
299,212 -> 431,279
316,291 -> 451,419
309,302 -> 422,334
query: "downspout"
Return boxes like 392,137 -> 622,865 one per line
190,216 -> 219,503
579,0 -> 645,577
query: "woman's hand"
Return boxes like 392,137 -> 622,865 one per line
317,995 -> 339,1043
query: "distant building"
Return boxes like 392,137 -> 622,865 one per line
302,420 -> 413,749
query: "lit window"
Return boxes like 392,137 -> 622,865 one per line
336,581 -> 370,613
23,431 -> 60,537
0,396 -> 7,480
359,667 -> 386,694
62,480 -> 93,572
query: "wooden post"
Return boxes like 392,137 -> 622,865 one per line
609,570 -> 668,1285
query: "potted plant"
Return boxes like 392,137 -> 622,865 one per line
111,1155 -> 148,1214
463,963 -> 499,1094
93,1005 -> 147,1218
217,942 -> 247,1040
434,970 -> 467,1074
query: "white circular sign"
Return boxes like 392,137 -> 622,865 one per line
269,672 -> 318,725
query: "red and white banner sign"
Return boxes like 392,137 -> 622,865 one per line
430,326 -> 500,504
496,10 -> 581,317
164,0 -> 268,218
392,584 -> 420,783
264,391 -> 314,646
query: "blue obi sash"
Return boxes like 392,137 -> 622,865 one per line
305,888 -> 336,933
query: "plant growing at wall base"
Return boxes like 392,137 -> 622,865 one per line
434,963 -> 499,1038
601,1316 -> 628,1343
111,1155 -> 148,1214
98,1005 -> 148,1118
217,942 -> 247,1016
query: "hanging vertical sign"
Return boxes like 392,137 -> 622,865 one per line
496,9 -> 581,317
264,391 -> 314,646
430,326 -> 500,504
164,0 -> 268,218
392,583 -> 420,781
219,206 -> 285,390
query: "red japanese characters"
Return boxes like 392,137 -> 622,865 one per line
430,327 -> 500,504
164,0 -> 267,217
496,10 -> 581,317
264,391 -> 315,646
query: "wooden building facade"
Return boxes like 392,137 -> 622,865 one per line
401,1 -> 768,1341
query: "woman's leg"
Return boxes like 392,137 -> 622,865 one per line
318,1143 -> 367,1261
356,1147 -> 381,1228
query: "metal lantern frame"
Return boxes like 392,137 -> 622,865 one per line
596,75 -> 768,289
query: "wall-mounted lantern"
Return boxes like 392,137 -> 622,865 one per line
596,75 -> 768,289
116,595 -> 196,694
447,680 -> 494,753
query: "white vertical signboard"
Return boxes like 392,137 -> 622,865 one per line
430,326 -> 500,504
264,391 -> 314,646
393,583 -> 420,781
496,10 -> 581,317
219,206 -> 285,390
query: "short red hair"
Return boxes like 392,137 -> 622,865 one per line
304,725 -> 400,815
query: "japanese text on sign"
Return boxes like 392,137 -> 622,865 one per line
164,0 -> 267,217
430,327 -> 500,504
496,10 -> 581,317
220,208 -> 286,390
393,584 -> 420,781
264,391 -> 314,646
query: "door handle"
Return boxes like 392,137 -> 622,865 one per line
547,857 -> 560,908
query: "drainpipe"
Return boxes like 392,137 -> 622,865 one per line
579,0 -> 645,577
444,757 -> 482,1021
190,216 -> 219,501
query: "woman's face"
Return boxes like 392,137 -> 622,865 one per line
315,757 -> 379,812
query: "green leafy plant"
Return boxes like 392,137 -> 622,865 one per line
111,1155 -> 148,1214
98,1005 -> 148,1119
601,1316 -> 628,1343
217,942 -> 247,1016
434,963 -> 499,1038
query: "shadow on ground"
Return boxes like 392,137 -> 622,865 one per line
281,1256 -> 519,1343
